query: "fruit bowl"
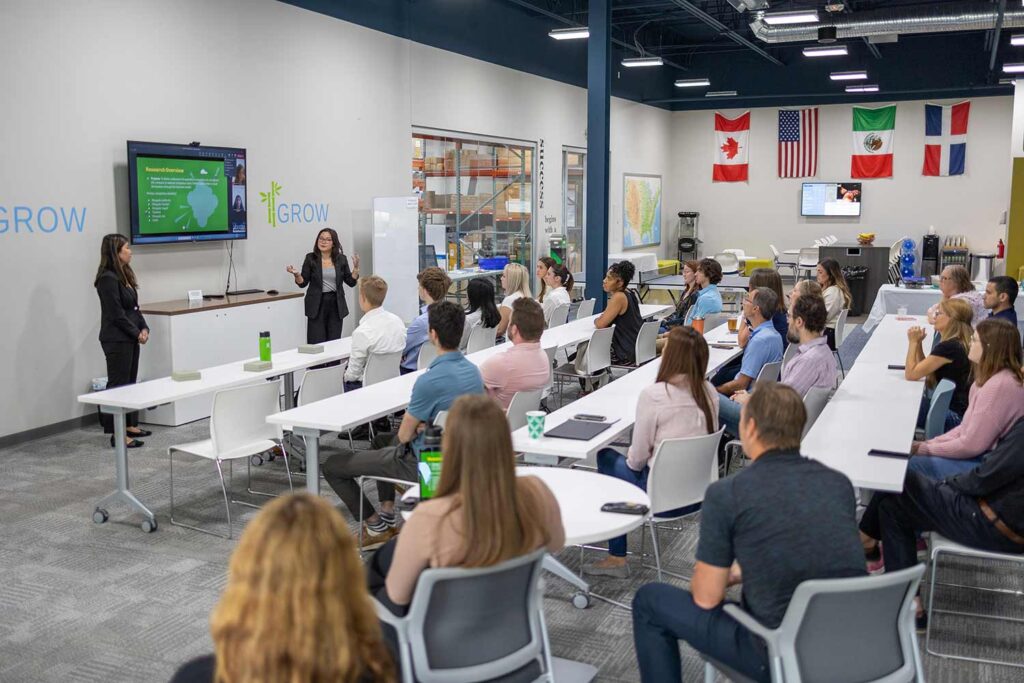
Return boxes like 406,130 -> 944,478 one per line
857,232 -> 876,246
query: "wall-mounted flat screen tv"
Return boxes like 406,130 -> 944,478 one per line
128,141 -> 247,244
801,182 -> 862,217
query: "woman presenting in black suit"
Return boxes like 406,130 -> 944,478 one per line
286,227 -> 360,344
94,233 -> 150,448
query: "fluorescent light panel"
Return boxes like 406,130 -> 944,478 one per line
803,44 -> 848,57
1003,63 -> 1024,73
1011,34 -> 1024,46
1000,77 -> 1018,85
845,84 -> 879,93
762,9 -> 819,25
830,70 -> 868,80
705,90 -> 738,97
621,56 -> 664,67
549,27 -> 589,40
675,78 -> 711,88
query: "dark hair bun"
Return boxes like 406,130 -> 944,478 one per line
611,260 -> 636,286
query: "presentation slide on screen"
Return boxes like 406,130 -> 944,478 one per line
801,182 -> 861,217
135,156 -> 230,233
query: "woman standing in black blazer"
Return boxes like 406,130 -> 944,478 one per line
94,233 -> 150,448
286,228 -> 360,344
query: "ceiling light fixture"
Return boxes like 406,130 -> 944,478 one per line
705,90 -> 738,97
1011,34 -> 1024,46
1003,63 -> 1024,73
762,9 -> 820,25
549,27 -> 589,40
845,84 -> 879,93
803,44 -> 848,57
621,56 -> 664,67
830,70 -> 868,80
675,78 -> 711,88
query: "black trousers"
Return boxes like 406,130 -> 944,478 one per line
99,341 -> 140,433
307,290 -> 344,344
824,327 -> 837,351
859,471 -> 1024,573
365,539 -> 405,670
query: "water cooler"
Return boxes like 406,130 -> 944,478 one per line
921,234 -> 939,278
677,212 -> 700,262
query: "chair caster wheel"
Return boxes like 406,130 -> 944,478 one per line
250,454 -> 264,467
572,592 -> 591,609
92,509 -> 109,524
141,518 -> 157,533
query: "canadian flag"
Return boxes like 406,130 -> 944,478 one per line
714,111 -> 750,182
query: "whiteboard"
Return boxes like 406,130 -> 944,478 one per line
372,196 -> 420,324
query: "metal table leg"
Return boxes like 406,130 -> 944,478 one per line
295,427 -> 322,494
282,372 -> 296,410
542,554 -> 630,610
93,406 -> 157,533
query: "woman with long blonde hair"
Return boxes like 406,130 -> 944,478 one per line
369,394 -> 564,612
495,262 -> 532,337
905,297 -> 974,434
171,494 -> 394,683
815,258 -> 852,351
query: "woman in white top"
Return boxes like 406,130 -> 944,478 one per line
816,258 -> 853,351
927,264 -> 987,326
495,262 -> 532,337
541,263 -> 572,327
458,278 -> 500,350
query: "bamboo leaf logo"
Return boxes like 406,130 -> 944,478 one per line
259,181 -> 283,227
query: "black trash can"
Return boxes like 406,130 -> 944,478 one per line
842,265 -> 869,317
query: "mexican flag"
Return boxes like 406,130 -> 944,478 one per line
851,105 -> 896,178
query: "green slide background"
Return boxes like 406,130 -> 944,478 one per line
136,156 -> 228,233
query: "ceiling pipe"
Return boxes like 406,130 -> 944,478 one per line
989,0 -> 1008,73
750,1 -> 1024,43
665,0 -> 784,65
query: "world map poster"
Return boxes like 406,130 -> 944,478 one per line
622,173 -> 662,248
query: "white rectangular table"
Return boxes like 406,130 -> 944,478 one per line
510,324 -> 742,461
864,283 -> 1024,334
801,314 -> 931,492
637,273 -> 749,303
268,305 -> 672,495
77,337 -> 354,531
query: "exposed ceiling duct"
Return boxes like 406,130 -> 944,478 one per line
750,1 -> 1024,43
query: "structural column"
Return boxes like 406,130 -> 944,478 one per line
584,0 -> 611,309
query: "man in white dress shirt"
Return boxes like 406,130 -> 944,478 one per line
344,275 -> 408,391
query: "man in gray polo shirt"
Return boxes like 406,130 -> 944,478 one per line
632,384 -> 864,683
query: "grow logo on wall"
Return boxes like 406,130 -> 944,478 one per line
259,180 -> 329,227
0,204 -> 88,236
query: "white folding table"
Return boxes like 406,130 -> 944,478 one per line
76,337 -> 353,531
801,314 -> 932,492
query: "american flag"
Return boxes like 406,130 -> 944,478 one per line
778,107 -> 819,178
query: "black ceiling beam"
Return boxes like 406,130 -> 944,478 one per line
988,0 -> 1007,73
662,0 -> 785,66
502,0 -> 690,70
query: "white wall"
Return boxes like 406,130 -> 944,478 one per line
672,97 -> 1013,259
0,0 -> 674,439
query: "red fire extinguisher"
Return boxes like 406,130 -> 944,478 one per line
997,239 -> 1005,259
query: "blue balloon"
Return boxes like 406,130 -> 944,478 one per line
902,238 -> 916,252
901,253 -> 916,265
901,265 -> 915,278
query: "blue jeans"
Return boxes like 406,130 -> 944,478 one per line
718,394 -> 742,437
915,392 -> 962,434
343,380 -> 363,393
906,454 -> 983,480
596,449 -> 699,557
633,584 -> 769,683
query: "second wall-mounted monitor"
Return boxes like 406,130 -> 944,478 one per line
801,182 -> 862,217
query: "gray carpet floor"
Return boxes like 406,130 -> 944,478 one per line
3,319 -> 1023,681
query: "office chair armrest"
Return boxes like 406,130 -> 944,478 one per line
373,598 -> 405,628
723,604 -> 779,647
357,475 -> 418,488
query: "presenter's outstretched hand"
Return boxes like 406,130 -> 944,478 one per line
351,253 -> 361,273
286,265 -> 298,276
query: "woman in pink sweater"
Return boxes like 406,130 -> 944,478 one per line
909,319 -> 1024,480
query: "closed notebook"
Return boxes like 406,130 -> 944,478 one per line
544,419 -> 613,441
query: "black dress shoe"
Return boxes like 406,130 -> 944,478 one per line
110,436 -> 144,448
127,428 -> 152,437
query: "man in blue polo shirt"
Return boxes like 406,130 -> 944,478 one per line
323,300 -> 484,547
716,287 -> 784,411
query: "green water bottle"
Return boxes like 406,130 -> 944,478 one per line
419,425 -> 443,500
259,331 -> 271,362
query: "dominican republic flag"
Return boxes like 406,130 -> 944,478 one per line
923,101 -> 970,176
778,107 -> 818,178
852,105 -> 896,178
714,111 -> 750,182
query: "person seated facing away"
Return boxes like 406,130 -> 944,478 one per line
860,416 -> 1024,629
985,275 -> 1019,329
367,394 -> 565,615
658,260 -> 701,333
907,319 -> 1024,480
684,258 -> 724,335
593,260 -> 644,365
343,276 -> 408,392
459,277 -> 501,351
479,298 -> 551,410
816,258 -> 853,351
495,262 -> 532,338
716,287 -> 784,405
631,384 -> 865,683
540,263 -> 572,326
584,327 -> 719,578
400,267 -> 450,373
928,264 -> 987,329
904,298 -> 973,435
719,292 -> 835,436
710,268 -> 790,386
323,301 -> 484,547
170,493 -> 394,683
